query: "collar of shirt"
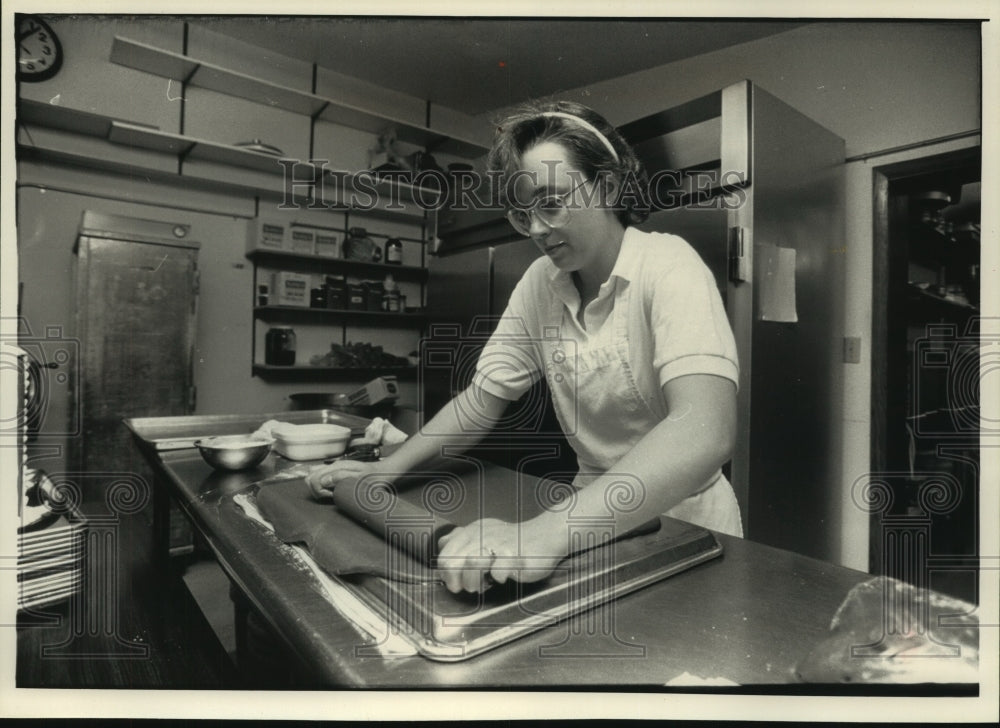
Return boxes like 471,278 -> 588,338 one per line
544,226 -> 640,315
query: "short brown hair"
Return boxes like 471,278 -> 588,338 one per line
486,100 -> 650,227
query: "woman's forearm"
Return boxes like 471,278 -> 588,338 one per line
378,385 -> 508,478
527,375 -> 737,553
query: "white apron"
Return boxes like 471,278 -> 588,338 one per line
539,279 -> 743,538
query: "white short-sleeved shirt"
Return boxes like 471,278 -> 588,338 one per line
472,227 -> 742,535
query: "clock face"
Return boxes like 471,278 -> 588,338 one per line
17,16 -> 63,82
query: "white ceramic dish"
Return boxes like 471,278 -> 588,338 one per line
271,423 -> 351,461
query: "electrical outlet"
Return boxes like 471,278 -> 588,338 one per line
843,336 -> 862,364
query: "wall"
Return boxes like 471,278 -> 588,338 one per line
14,15 -> 457,468
493,21 -> 981,158
502,21 -> 982,570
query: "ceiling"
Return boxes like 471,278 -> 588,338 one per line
195,17 -> 806,116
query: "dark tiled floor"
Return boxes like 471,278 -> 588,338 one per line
16,505 -> 238,688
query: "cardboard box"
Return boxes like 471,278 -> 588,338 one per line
272,272 -> 311,307
289,228 -> 315,255
314,232 -> 340,258
248,219 -> 289,252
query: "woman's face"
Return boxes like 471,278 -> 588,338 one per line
512,141 -> 623,275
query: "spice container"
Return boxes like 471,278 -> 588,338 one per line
364,280 -> 384,311
264,327 -> 296,366
310,287 -> 328,308
326,275 -> 346,309
347,283 -> 366,310
382,274 -> 401,312
384,237 -> 403,265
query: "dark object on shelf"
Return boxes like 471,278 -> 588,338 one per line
264,327 -> 296,366
910,189 -> 954,244
344,227 -> 382,262
409,150 -> 442,174
363,280 -> 384,311
309,288 -> 328,308
347,284 -> 366,311
325,275 -> 347,309
309,341 -> 410,369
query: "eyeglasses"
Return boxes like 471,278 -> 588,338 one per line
505,178 -> 589,237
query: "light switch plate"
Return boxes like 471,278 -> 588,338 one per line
843,336 -> 862,364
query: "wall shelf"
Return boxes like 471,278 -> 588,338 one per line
906,284 -> 978,320
247,249 -> 429,282
252,364 -> 418,381
254,306 -> 427,326
17,99 -> 433,224
110,36 -> 489,158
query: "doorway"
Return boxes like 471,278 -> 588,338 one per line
870,146 -> 981,604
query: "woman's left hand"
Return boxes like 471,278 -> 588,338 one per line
436,517 -> 568,593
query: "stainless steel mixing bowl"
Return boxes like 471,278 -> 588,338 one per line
194,435 -> 273,471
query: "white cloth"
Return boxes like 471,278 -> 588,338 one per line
358,417 -> 409,446
473,227 -> 743,537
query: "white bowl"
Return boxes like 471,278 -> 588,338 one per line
271,423 -> 352,461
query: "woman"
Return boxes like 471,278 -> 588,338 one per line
307,101 -> 741,593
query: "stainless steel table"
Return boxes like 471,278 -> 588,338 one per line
125,410 -> 887,689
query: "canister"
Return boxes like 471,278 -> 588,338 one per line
347,283 -> 366,311
364,280 -> 384,311
326,276 -> 347,309
384,237 -> 403,265
264,327 -> 296,366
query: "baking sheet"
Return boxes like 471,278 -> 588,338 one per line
244,471 -> 723,661
345,516 -> 722,661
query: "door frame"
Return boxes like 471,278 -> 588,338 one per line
869,144 -> 980,571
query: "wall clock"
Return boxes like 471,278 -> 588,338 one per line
17,15 -> 63,83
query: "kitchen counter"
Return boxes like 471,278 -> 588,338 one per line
127,411 -> 886,688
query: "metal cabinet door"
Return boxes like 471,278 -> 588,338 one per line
74,233 -> 199,489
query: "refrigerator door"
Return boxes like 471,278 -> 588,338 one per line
621,80 -> 846,561
638,205 -> 730,305
635,195 -> 748,526
72,213 -> 200,503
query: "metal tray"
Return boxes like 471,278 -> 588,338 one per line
342,516 -> 722,661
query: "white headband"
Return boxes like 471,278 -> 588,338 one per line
540,111 -> 620,162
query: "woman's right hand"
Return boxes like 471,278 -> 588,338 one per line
306,459 -> 381,501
